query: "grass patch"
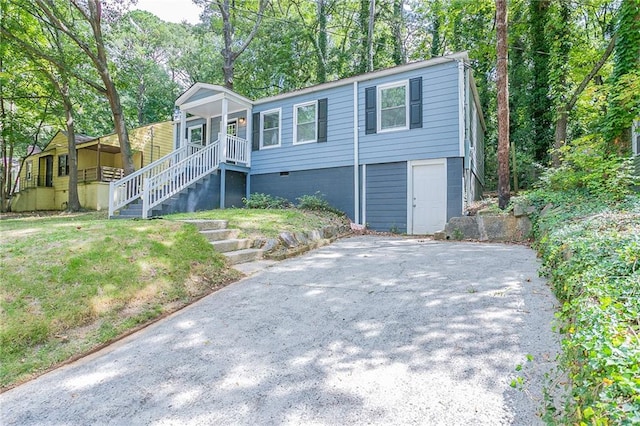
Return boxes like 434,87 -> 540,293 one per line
524,191 -> 640,424
0,212 -> 240,389
167,208 -> 347,238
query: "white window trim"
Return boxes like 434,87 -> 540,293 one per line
377,80 -> 409,133
293,100 -> 318,145
26,161 -> 32,180
260,108 -> 282,149
187,124 -> 204,145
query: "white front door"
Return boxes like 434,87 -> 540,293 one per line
410,160 -> 447,234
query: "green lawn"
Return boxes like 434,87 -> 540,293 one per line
167,207 -> 347,238
0,208 -> 345,389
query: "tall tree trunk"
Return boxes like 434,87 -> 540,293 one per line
430,0 -> 442,57
529,0 -> 553,162
603,0 -> 640,155
358,0 -> 368,74
317,0 -> 327,83
0,73 -> 8,212
391,0 -> 404,65
217,0 -> 267,90
59,80 -> 81,212
367,0 -> 375,72
496,0 -> 510,209
85,0 -> 135,175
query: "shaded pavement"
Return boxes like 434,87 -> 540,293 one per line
1,236 -> 560,425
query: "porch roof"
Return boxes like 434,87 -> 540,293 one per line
175,83 -> 253,118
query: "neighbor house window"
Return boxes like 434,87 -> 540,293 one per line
58,154 -> 69,176
26,161 -> 32,180
261,109 -> 281,148
294,101 -> 317,144
377,81 -> 409,132
188,124 -> 204,145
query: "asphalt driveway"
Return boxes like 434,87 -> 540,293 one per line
1,236 -> 560,425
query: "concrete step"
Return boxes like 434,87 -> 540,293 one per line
179,219 -> 228,231
223,248 -> 264,265
200,228 -> 240,242
210,238 -> 253,253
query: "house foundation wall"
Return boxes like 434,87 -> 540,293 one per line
250,166 -> 355,220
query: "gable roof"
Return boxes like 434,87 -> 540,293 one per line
40,130 -> 98,152
175,83 -> 254,107
254,52 -> 469,105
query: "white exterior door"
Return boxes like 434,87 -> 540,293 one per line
410,160 -> 447,234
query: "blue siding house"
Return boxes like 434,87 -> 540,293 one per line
109,52 -> 485,234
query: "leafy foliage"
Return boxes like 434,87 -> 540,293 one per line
525,188 -> 640,423
296,192 -> 344,215
242,192 -> 290,209
537,134 -> 639,200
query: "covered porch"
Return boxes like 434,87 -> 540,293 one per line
76,140 -> 127,183
174,83 -> 253,168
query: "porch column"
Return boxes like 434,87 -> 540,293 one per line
219,164 -> 226,209
246,109 -> 252,167
205,116 -> 212,146
179,110 -> 187,148
221,98 -> 228,162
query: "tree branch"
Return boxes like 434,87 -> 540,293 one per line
33,0 -> 99,64
0,27 -> 107,94
564,35 -> 616,113
232,0 -> 268,60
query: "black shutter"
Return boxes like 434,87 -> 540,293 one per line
202,123 -> 206,143
252,112 -> 260,151
365,86 -> 376,134
317,98 -> 328,142
409,77 -> 423,129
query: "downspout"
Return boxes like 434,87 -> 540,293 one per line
457,60 -> 466,215
353,81 -> 360,224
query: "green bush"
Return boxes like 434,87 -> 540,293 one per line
538,134 -> 638,201
296,192 -> 344,215
525,189 -> 640,424
242,193 -> 290,209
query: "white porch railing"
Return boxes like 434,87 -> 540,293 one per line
108,143 -> 202,217
141,140 -> 220,218
220,133 -> 251,166
109,135 -> 251,218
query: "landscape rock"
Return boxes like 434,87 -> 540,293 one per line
444,217 -> 480,240
444,215 -> 532,242
279,232 -> 298,248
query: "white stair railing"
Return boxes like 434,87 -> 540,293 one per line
108,143 -> 203,217
141,141 -> 220,218
220,133 -> 251,166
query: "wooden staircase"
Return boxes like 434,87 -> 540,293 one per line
181,220 -> 264,265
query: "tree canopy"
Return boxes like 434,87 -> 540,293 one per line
1,0 -> 637,208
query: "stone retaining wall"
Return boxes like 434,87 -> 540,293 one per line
255,223 -> 351,260
439,203 -> 535,242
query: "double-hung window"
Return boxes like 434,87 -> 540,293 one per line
58,154 -> 69,176
261,109 -> 281,148
378,81 -> 409,132
294,101 -> 317,144
188,124 -> 204,145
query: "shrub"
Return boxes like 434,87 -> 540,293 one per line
296,192 -> 343,215
538,134 -> 638,201
242,193 -> 290,209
